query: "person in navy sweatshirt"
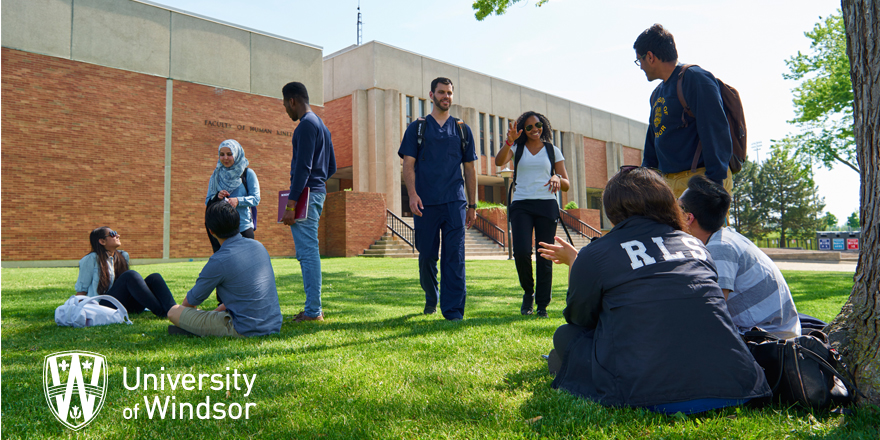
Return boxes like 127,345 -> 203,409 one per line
634,23 -> 733,198
280,81 -> 337,322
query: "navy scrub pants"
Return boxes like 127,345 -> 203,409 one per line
414,201 -> 467,320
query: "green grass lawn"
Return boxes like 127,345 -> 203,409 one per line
2,258 -> 877,439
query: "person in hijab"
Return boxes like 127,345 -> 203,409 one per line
205,139 -> 260,253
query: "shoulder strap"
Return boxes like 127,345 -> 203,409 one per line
454,118 -> 467,155
544,142 -> 556,175
241,168 -> 249,196
415,118 -> 427,160
675,64 -> 703,173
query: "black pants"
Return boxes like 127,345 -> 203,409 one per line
509,200 -> 559,309
207,227 -> 254,253
101,271 -> 177,318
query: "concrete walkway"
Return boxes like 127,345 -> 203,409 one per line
468,248 -> 859,273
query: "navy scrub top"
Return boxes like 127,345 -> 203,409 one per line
398,115 -> 478,206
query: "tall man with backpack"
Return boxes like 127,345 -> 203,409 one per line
397,77 -> 478,321
634,24 -> 746,198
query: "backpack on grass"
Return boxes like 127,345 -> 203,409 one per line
742,328 -> 861,408
55,295 -> 133,328
651,64 -> 748,174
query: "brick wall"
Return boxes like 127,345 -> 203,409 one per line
584,137 -> 608,189
168,81 -> 319,258
1,48 -> 342,261
323,95 -> 352,168
623,146 -> 642,169
565,208 -> 602,231
321,191 -> 386,257
1,48 -> 166,261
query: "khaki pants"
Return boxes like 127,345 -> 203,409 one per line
664,167 -> 733,199
178,307 -> 242,337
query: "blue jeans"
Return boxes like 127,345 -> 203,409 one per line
289,191 -> 326,318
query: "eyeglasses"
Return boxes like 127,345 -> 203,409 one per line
103,230 -> 119,239
619,165 -> 662,176
525,122 -> 543,131
634,53 -> 646,67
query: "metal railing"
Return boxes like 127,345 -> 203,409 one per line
756,238 -> 816,250
559,210 -> 602,240
386,210 -> 415,253
473,213 -> 506,247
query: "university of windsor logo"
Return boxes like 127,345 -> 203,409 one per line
43,351 -> 107,431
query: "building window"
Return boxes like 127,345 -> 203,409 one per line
479,113 -> 486,155
484,185 -> 494,203
559,130 -> 564,149
406,96 -> 414,125
499,117 -> 506,152
553,130 -> 558,146
489,116 -> 495,156
419,99 -> 427,117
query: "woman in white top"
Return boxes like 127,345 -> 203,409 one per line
495,111 -> 570,317
74,227 -> 176,317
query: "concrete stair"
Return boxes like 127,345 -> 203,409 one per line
556,222 -> 595,250
361,216 -> 507,258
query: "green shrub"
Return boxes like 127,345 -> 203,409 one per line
564,201 -> 578,210
476,200 -> 505,209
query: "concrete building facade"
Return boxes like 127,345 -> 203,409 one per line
2,0 -> 646,266
323,42 -> 646,221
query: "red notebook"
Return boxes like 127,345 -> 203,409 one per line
277,188 -> 309,223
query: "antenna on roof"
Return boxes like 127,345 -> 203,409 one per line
357,1 -> 363,45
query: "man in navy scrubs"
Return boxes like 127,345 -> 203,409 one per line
398,77 -> 477,321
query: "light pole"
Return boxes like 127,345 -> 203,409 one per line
499,166 -> 514,260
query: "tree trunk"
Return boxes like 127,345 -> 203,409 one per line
826,0 -> 880,406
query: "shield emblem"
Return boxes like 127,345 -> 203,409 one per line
43,351 -> 108,431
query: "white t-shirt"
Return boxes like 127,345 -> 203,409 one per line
510,143 -> 565,202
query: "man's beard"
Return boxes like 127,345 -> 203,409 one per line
433,97 -> 450,111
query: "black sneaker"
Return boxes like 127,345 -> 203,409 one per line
536,308 -> 548,318
521,293 -> 534,315
423,305 -> 437,315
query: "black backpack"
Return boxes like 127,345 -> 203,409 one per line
415,117 -> 468,161
742,328 -> 861,408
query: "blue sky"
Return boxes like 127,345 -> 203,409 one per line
148,0 -> 859,224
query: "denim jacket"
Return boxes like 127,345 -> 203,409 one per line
74,251 -> 130,297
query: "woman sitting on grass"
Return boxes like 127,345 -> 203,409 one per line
538,166 -> 770,414
74,227 -> 176,318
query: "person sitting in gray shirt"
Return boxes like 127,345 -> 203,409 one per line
679,175 -> 801,339
167,201 -> 282,337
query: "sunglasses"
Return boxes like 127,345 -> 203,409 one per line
619,165 -> 662,176
103,230 -> 119,239
525,122 -> 543,131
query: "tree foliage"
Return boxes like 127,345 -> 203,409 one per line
472,0 -> 548,21
783,11 -> 858,172
731,161 -> 769,239
846,211 -> 860,230
820,212 -> 838,231
733,144 -> 825,246
757,142 -> 825,246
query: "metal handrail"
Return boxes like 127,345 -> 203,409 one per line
559,210 -> 602,240
386,210 -> 415,253
473,213 -> 506,248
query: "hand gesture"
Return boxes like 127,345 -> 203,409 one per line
218,190 -> 230,199
506,121 -> 521,145
227,197 -> 239,208
538,236 -> 578,267
544,175 -> 561,193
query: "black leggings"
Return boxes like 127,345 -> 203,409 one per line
510,200 -> 559,308
207,227 -> 254,253
101,271 -> 177,318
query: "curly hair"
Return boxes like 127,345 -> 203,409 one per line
603,167 -> 686,230
88,227 -> 129,295
513,111 -> 553,146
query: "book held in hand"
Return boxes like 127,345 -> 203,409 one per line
277,188 -> 309,223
